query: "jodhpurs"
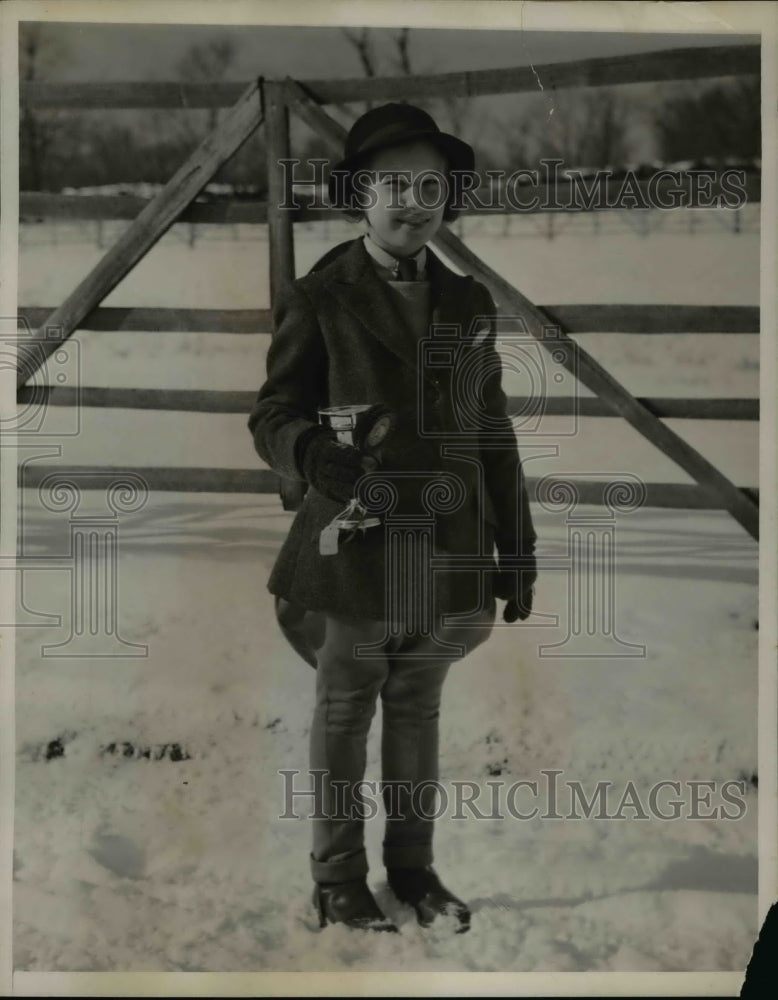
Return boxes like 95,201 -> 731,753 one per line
275,597 -> 495,883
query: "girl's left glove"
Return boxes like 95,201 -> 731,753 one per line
493,547 -> 537,623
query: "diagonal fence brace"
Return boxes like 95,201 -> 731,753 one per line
282,77 -> 759,541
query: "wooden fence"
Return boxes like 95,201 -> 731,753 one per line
17,44 -> 760,540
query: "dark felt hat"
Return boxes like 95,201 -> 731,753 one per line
328,102 -> 475,208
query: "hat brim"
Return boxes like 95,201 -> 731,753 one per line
327,129 -> 475,207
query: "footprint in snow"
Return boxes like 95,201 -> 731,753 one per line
87,831 -> 146,881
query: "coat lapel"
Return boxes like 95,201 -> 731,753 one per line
327,237 -> 470,380
426,245 -> 469,329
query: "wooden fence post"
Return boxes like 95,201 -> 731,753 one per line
264,79 -> 304,511
264,79 -> 296,304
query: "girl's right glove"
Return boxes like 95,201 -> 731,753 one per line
492,546 -> 537,623
296,426 -> 376,503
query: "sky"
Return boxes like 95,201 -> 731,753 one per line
24,23 -> 757,82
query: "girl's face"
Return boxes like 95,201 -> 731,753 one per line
357,140 -> 449,258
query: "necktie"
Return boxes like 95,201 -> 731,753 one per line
396,256 -> 417,282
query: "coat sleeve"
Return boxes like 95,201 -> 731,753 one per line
472,281 -> 537,556
247,280 -> 329,481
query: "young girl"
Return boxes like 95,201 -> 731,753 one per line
248,103 -> 537,934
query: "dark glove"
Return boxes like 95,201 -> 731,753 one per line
493,546 -> 537,623
296,426 -> 376,503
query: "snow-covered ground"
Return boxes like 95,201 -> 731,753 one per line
12,213 -> 761,975
12,497 -> 759,974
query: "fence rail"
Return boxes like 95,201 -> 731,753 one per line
16,305 -> 760,335
15,385 -> 759,421
18,307 -> 273,334
21,194 -> 270,224
17,464 -> 759,511
21,44 -> 759,110
19,171 -> 762,222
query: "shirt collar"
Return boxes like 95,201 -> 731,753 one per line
363,233 -> 427,281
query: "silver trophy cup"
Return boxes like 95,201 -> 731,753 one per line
317,404 -> 395,555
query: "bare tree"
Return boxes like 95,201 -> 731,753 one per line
342,27 -> 378,77
177,35 -> 240,133
341,28 -> 378,113
506,88 -> 629,170
394,28 -> 412,75
123,33 -> 246,192
656,77 -> 759,164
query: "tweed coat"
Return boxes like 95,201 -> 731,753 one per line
247,236 -> 536,621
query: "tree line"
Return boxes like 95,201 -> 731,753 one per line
20,25 -> 760,194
